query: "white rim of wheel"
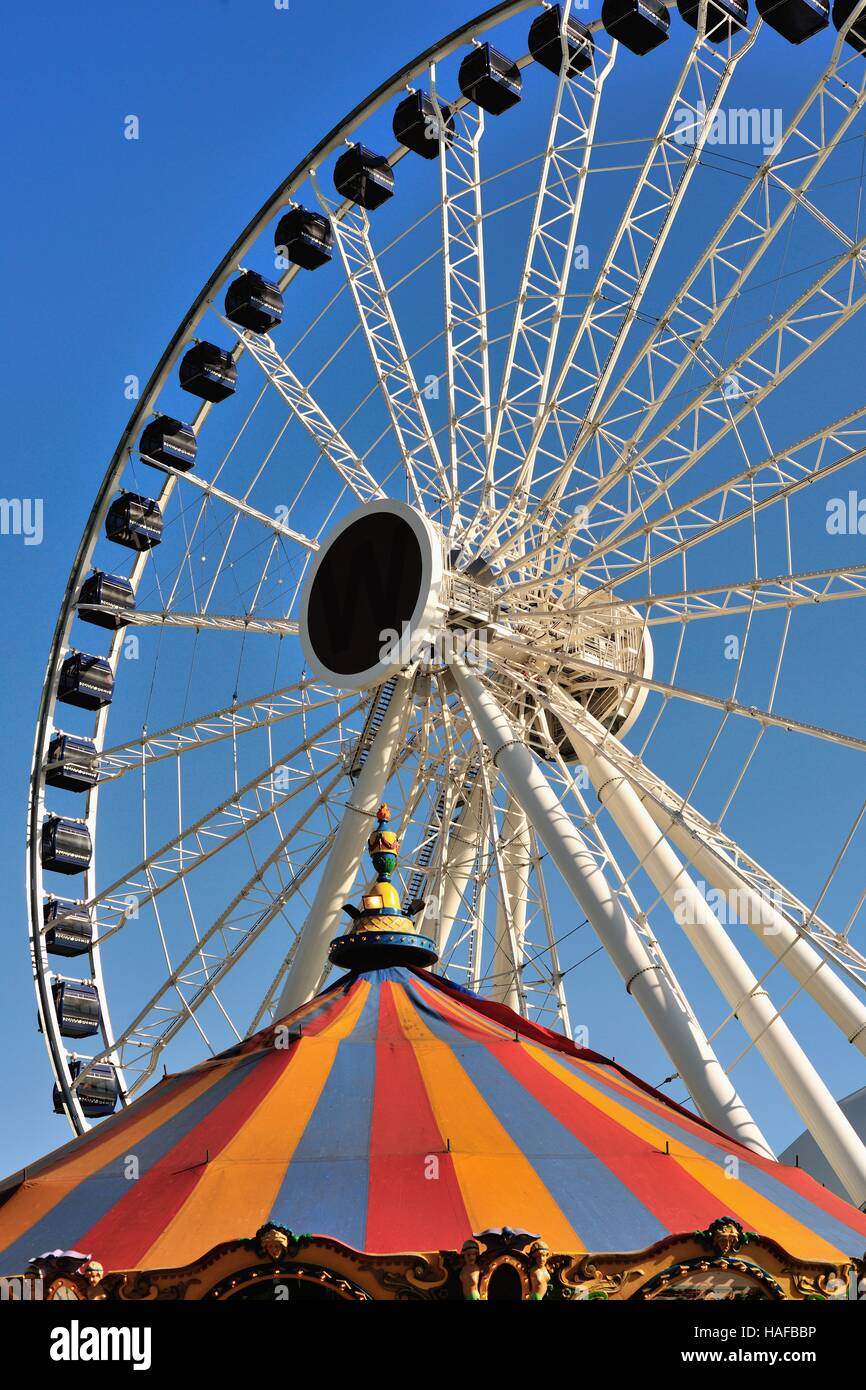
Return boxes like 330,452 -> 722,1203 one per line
27,0 -> 866,1206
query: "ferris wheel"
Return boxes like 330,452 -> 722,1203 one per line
28,0 -> 866,1209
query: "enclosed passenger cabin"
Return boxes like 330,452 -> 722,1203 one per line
139,416 -> 197,472
77,571 -> 135,630
40,816 -> 92,876
51,981 -> 101,1039
274,207 -> 333,270
601,0 -> 670,53
179,342 -> 237,404
333,145 -> 395,210
43,897 -> 94,957
678,0 -> 749,38
54,1060 -> 119,1118
57,653 -> 114,711
105,492 -> 163,551
458,43 -> 523,115
392,91 -> 454,158
224,271 -> 284,334
529,5 -> 595,74
756,0 -> 828,39
45,734 -> 99,793
833,0 -> 866,48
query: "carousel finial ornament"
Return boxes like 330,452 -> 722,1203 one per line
328,803 -> 438,970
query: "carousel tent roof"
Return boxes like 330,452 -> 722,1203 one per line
1,965 -> 865,1274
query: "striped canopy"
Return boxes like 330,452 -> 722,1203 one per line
2,965 -> 865,1273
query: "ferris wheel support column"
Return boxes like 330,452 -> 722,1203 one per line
436,779 -> 484,959
491,795 -> 530,1011
561,710 -> 866,1207
643,806 -> 866,1059
448,658 -> 773,1158
276,672 -> 414,1016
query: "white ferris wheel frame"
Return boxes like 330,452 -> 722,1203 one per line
25,0 -> 866,1208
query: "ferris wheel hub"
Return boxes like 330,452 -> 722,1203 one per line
299,500 -> 444,691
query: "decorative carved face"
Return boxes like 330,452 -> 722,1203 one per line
461,1240 -> 481,1267
714,1223 -> 740,1257
261,1228 -> 290,1261
82,1260 -> 104,1286
530,1241 -> 550,1267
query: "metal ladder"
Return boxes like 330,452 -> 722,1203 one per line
402,761 -> 479,911
348,678 -> 399,782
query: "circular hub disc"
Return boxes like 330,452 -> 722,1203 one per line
300,500 -> 443,691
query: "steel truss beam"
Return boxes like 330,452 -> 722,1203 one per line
74,775 -> 344,1096
316,180 -> 449,516
219,315 -> 386,503
482,6 -> 615,548
434,82 -> 492,530
473,5 -> 759,561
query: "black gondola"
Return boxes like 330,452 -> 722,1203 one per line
139,416 -> 197,472
756,0 -> 827,39
458,43 -> 523,115
45,734 -> 99,793
602,0 -> 671,52
224,271 -> 284,334
77,571 -> 135,630
833,0 -> 866,49
392,91 -> 454,158
179,342 -> 237,404
678,0 -> 749,37
333,145 -> 395,210
54,1060 -> 119,1118
57,653 -> 114,711
41,816 -> 92,876
43,897 -> 94,957
274,207 -> 333,270
51,981 -> 101,1039
105,492 -> 163,551
529,5 -> 595,74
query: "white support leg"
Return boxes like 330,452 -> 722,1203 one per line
276,673 -> 413,1015
560,708 -> 866,1206
436,779 -> 484,958
491,795 -> 530,1011
449,658 -> 773,1158
643,803 -> 866,1059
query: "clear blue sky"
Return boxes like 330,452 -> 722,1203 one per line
1,1 -> 864,1179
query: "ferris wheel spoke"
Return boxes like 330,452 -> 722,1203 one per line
98,681 -> 348,782
472,10 -> 759,561
487,18 -> 866,568
85,703 -> 360,939
434,88 -> 494,530
76,773 -> 345,1096
488,639 -> 866,754
103,607 -> 300,637
314,179 -> 450,516
528,562 -> 866,629
507,242 -> 866,591
217,313 -> 386,504
144,455 -> 319,552
482,13 -> 616,545
558,406 -> 866,595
